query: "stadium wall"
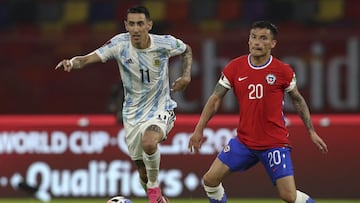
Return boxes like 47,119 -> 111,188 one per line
0,114 -> 359,199
1,26 -> 360,114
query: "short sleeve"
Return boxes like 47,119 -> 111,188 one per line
285,73 -> 296,92
168,35 -> 187,57
95,34 -> 126,63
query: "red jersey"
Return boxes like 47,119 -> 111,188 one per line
219,54 -> 296,150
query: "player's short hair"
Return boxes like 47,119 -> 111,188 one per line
126,5 -> 151,20
251,21 -> 278,39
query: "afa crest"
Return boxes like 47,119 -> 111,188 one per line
153,58 -> 161,67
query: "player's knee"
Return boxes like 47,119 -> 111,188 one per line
141,138 -> 156,153
141,131 -> 159,153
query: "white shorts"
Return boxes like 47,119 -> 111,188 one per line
123,110 -> 176,160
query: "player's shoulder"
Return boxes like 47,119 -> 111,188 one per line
270,56 -> 294,76
108,33 -> 130,44
151,33 -> 176,41
271,56 -> 291,68
151,34 -> 180,46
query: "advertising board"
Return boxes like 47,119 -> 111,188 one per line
0,114 -> 359,199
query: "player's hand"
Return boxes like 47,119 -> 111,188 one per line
55,59 -> 73,72
171,76 -> 191,92
188,131 -> 203,153
309,131 -> 328,154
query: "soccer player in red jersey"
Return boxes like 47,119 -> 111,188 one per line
188,21 -> 328,203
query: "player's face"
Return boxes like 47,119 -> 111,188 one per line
248,28 -> 276,58
125,13 -> 153,49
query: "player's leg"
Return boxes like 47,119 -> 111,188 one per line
276,176 -> 297,202
259,147 -> 315,203
141,111 -> 175,203
141,124 -> 167,203
142,124 -> 163,187
123,120 -> 168,203
203,158 -> 230,203
203,137 -> 259,203
123,121 -> 149,193
134,160 -> 148,191
276,176 -> 315,203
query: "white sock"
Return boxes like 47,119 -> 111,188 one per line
295,190 -> 310,203
204,183 -> 225,201
143,150 -> 160,188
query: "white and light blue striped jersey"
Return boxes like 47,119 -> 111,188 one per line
95,33 -> 187,125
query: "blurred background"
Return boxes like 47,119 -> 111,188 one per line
1,0 -> 360,201
0,0 -> 359,115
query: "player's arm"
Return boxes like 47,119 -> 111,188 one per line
55,52 -> 102,72
171,44 -> 192,91
288,86 -> 328,153
188,83 -> 228,153
288,86 -> 314,133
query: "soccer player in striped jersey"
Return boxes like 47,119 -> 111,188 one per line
56,6 -> 192,203
188,21 -> 327,203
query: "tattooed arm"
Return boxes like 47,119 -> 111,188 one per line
288,86 -> 314,133
171,44 -> 193,92
188,82 -> 228,153
288,86 -> 328,153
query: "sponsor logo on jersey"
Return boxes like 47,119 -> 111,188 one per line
265,74 -> 276,85
238,76 -> 248,81
125,58 -> 134,64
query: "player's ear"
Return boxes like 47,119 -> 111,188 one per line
271,39 -> 277,48
147,20 -> 153,31
124,20 -> 129,31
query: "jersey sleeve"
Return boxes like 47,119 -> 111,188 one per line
219,58 -> 239,89
285,73 -> 296,92
94,34 -> 125,63
283,63 -> 296,92
167,35 -> 187,57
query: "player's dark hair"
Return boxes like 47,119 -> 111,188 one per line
251,21 -> 278,39
126,5 -> 151,20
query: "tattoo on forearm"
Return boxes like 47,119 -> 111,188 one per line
182,47 -> 192,76
214,83 -> 227,97
292,94 -> 314,131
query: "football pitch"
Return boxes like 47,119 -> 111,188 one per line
0,198 -> 359,203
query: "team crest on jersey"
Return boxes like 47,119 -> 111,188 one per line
265,74 -> 276,85
153,58 -> 161,67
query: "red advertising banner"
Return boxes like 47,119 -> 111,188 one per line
0,114 -> 359,200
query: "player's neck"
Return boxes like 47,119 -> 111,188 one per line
250,54 -> 271,66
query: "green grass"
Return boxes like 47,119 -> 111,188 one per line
0,198 -> 359,203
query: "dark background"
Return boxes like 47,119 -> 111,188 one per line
1,0 -> 359,115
